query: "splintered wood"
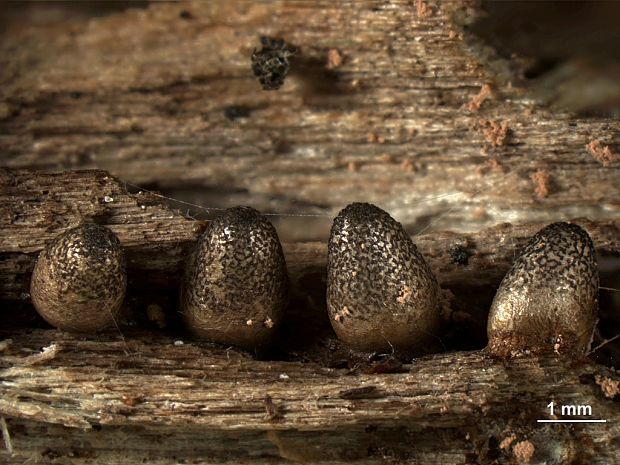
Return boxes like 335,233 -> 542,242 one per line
0,330 -> 618,464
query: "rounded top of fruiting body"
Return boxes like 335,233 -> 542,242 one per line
328,202 -> 432,278
195,206 -> 284,263
45,223 -> 123,287
501,222 -> 597,291
328,202 -> 417,267
487,222 -> 599,357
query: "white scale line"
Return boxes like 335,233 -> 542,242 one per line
537,420 -> 607,423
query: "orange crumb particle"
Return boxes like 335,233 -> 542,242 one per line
367,132 -> 386,144
486,158 -> 504,173
512,440 -> 535,464
401,159 -> 415,172
499,434 -> 517,450
379,153 -> 393,163
467,83 -> 492,112
586,139 -> 619,167
347,161 -> 359,172
415,0 -> 432,18
396,285 -> 413,304
477,119 -> 509,148
334,306 -> 351,322
531,169 -> 551,199
595,374 -> 619,399
472,206 -> 487,220
122,395 -> 143,407
326,48 -> 343,69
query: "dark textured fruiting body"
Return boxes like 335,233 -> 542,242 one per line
30,223 -> 126,332
449,245 -> 469,266
487,222 -> 599,357
181,207 -> 288,350
327,203 -> 441,354
251,36 -> 297,90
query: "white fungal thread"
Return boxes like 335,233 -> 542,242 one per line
107,306 -> 130,356
0,416 -> 13,454
588,332 -> 620,355
124,172 -> 517,229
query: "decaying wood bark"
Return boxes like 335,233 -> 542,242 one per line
0,1 -> 619,239
1,330 -> 619,464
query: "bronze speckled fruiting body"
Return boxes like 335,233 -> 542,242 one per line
327,203 -> 441,355
181,206 -> 288,350
30,223 -> 126,332
487,222 -> 599,357
251,36 -> 297,91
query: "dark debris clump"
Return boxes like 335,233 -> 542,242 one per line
251,36 -> 297,91
449,245 -> 470,266
223,105 -> 252,121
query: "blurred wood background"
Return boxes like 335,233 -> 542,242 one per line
1,1 -> 619,240
0,1 -> 619,464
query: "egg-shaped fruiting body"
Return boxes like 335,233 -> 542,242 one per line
487,222 -> 599,357
327,203 -> 441,354
30,223 -> 126,332
181,207 -> 288,350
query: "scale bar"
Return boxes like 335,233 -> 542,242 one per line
537,419 -> 607,423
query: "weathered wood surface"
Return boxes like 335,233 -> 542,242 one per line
0,330 -> 619,464
0,1 -> 619,237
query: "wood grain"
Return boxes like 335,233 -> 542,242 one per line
0,1 -> 619,237
0,329 -> 619,464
